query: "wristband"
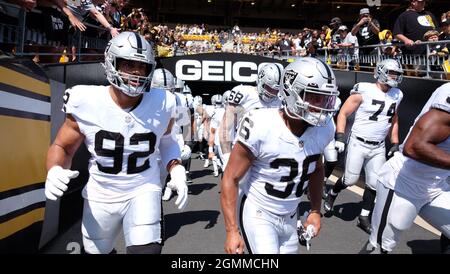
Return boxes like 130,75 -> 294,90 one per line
335,132 -> 345,143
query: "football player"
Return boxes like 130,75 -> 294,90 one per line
44,32 -> 188,254
219,63 -> 283,170
173,78 -> 193,182
221,57 -> 339,254
151,68 -> 192,201
208,94 -> 226,177
192,95 -> 206,159
322,96 -> 342,197
324,59 -> 404,234
364,82 -> 450,254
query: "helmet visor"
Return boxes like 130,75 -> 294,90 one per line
262,83 -> 279,98
387,70 -> 403,83
303,88 -> 337,113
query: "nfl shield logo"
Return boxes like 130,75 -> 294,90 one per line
283,69 -> 298,91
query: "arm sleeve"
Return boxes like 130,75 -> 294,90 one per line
431,85 -> 450,113
235,111 -> 260,158
159,133 -> 181,170
350,83 -> 362,95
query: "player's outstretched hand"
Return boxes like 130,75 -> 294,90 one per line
168,165 -> 188,210
45,166 -> 79,201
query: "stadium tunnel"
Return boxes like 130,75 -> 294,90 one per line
0,53 -> 448,253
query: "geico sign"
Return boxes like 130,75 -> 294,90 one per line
175,60 -> 283,82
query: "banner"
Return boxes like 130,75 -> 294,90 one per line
160,53 -> 288,83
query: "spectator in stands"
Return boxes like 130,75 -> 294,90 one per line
351,8 -> 380,69
63,0 -> 119,61
277,33 -> 294,56
328,17 -> 342,47
103,0 -> 126,29
379,29 -> 401,58
423,30 -> 447,79
393,0 -> 438,55
424,30 -> 447,57
7,0 -> 36,11
440,12 -> 450,42
336,25 -> 359,70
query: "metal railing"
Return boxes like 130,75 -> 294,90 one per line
0,1 -> 106,62
279,40 -> 449,79
0,0 -> 448,78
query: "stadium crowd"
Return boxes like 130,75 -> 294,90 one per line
0,0 -> 449,76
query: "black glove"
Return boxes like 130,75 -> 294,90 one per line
388,143 -> 399,158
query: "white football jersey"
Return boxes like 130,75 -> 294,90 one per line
204,104 -> 215,119
63,85 -> 177,202
237,108 -> 335,215
378,83 -> 450,200
227,85 -> 282,145
173,92 -> 191,134
210,107 -> 225,146
350,83 -> 403,142
229,84 -> 282,113
185,93 -> 194,109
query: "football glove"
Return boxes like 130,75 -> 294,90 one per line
167,165 -> 188,211
335,132 -> 346,153
387,143 -> 400,158
45,166 -> 79,201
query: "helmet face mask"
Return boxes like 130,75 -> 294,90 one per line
104,32 -> 156,97
374,59 -> 403,88
173,78 -> 185,93
222,90 -> 231,105
280,57 -> 339,127
211,94 -> 223,108
257,63 -> 282,103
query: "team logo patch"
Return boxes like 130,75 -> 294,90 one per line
259,69 -> 265,79
298,140 -> 304,149
283,69 -> 298,91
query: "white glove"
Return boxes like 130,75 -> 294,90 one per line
180,145 -> 192,161
45,166 -> 79,201
335,140 -> 345,153
167,165 -> 188,211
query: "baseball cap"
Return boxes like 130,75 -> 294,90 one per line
423,30 -> 439,40
338,25 -> 348,32
329,17 -> 342,26
360,8 -> 370,15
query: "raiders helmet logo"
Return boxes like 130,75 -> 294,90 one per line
283,70 -> 298,92
259,69 -> 265,79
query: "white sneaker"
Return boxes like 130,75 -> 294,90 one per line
203,159 -> 210,168
162,187 -> 172,201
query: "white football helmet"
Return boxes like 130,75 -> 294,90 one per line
374,59 -> 403,88
174,78 -> 185,93
211,94 -> 223,107
222,90 -> 231,105
183,85 -> 192,94
151,68 -> 175,92
104,31 -> 156,97
280,57 -> 339,127
194,95 -> 203,106
257,63 -> 283,102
